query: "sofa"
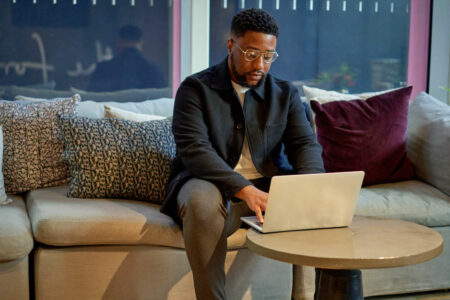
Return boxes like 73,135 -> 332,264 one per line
0,88 -> 449,300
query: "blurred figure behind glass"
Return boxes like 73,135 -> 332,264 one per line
87,25 -> 166,92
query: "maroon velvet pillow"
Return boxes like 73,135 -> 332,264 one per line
310,86 -> 414,186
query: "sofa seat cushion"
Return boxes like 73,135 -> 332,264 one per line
26,185 -> 247,249
0,195 -> 34,261
355,180 -> 450,227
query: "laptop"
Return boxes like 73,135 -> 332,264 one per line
240,171 -> 364,233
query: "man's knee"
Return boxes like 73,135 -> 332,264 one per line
177,179 -> 227,222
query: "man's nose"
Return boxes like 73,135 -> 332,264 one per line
252,55 -> 265,70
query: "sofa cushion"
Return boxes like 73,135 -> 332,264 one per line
0,195 -> 34,261
310,86 -> 414,186
77,97 -> 174,119
104,105 -> 166,121
58,115 -> 175,203
407,92 -> 450,196
302,85 -> 398,102
0,127 -> 11,205
355,180 -> 450,227
26,185 -> 247,249
0,95 -> 79,193
302,85 -> 399,131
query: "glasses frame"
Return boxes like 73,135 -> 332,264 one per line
231,39 -> 279,64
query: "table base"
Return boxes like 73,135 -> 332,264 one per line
315,269 -> 363,300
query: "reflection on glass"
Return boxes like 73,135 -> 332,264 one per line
210,0 -> 411,94
0,0 -> 171,99
87,25 -> 166,92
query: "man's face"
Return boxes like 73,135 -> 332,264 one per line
227,30 -> 277,88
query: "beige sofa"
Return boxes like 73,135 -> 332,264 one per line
0,195 -> 33,300
1,92 -> 449,300
292,91 -> 450,299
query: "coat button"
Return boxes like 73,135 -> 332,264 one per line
235,123 -> 243,130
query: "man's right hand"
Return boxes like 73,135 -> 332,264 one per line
234,185 -> 268,223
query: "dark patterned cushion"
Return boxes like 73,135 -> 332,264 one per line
0,95 -> 79,193
58,115 -> 176,203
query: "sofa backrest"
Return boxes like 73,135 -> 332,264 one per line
407,92 -> 450,196
2,85 -> 171,102
77,97 -> 174,119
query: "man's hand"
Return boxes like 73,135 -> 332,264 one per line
234,185 -> 268,223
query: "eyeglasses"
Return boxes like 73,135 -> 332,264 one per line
232,40 -> 279,64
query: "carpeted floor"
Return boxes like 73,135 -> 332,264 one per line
366,290 -> 450,300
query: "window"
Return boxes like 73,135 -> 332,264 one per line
0,0 -> 172,98
210,0 -> 414,94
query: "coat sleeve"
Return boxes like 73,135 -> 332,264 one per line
283,85 -> 325,174
172,78 -> 252,197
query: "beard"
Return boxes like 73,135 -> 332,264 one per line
229,53 -> 266,88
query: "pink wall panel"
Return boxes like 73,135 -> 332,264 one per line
407,0 -> 431,99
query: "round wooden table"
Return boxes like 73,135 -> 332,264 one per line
246,216 -> 443,300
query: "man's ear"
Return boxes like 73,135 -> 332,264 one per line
227,39 -> 233,55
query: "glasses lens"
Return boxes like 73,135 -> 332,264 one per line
264,52 -> 278,63
239,44 -> 279,64
245,50 -> 260,61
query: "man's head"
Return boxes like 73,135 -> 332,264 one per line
117,25 -> 144,52
227,8 -> 279,88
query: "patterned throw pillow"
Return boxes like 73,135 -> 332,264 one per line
58,115 -> 176,203
0,95 -> 80,193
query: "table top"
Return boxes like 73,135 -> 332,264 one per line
246,216 -> 443,270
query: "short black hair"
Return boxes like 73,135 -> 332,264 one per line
231,8 -> 279,38
118,25 -> 143,42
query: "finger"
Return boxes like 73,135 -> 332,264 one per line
255,208 -> 264,223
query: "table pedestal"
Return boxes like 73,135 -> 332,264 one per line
315,269 -> 363,300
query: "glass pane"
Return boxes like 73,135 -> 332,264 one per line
0,0 -> 171,99
210,0 -> 410,94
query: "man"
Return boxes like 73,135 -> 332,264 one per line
161,8 -> 324,300
87,25 -> 166,92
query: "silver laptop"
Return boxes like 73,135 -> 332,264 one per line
240,171 -> 364,233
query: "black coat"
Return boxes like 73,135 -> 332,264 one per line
160,58 -> 324,221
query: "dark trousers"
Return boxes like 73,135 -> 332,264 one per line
177,177 -> 318,300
